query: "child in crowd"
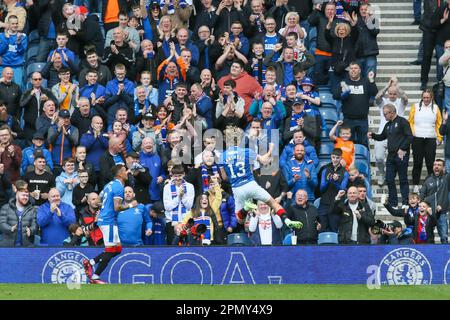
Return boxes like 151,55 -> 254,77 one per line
63,223 -> 89,246
329,121 -> 355,170
383,192 -> 420,229
250,42 -> 267,86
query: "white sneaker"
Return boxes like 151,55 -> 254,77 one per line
413,185 -> 420,193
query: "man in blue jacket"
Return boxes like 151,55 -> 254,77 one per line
162,28 -> 200,66
139,137 -> 165,202
37,188 -> 76,246
283,144 -> 318,203
21,132 -> 54,175
280,129 -> 319,169
0,15 -> 27,88
117,186 -> 152,246
104,64 -> 135,125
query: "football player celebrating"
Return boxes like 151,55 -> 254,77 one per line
83,164 -> 137,284
220,126 -> 302,229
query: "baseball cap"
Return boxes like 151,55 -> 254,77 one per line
292,97 -> 304,106
58,109 -> 71,118
301,77 -> 315,87
150,202 -> 165,216
143,112 -> 156,120
127,151 -> 140,159
32,132 -> 45,140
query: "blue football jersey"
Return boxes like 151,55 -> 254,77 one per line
98,179 -> 124,226
221,147 -> 257,188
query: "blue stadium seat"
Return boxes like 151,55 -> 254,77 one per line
354,144 -> 370,160
26,45 -> 39,63
227,233 -> 252,246
318,232 -> 338,245
313,197 -> 321,209
317,85 -> 331,93
319,142 -> 334,157
283,234 -> 293,245
26,62 -> 45,78
320,108 -> 338,123
319,92 -> 336,106
28,30 -> 40,44
354,160 -> 370,177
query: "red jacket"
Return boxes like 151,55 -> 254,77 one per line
218,72 -> 263,120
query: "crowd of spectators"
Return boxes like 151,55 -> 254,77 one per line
0,0 -> 448,247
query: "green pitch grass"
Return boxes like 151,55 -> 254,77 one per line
0,284 -> 449,300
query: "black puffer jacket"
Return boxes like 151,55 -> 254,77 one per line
331,199 -> 375,244
355,16 -> 379,58
287,203 -> 320,244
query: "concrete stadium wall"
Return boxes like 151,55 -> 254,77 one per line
1,246 -> 449,285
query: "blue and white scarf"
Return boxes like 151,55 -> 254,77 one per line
290,111 -> 305,130
201,164 -> 218,193
170,180 -> 186,222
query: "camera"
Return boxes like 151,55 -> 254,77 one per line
371,219 -> 392,235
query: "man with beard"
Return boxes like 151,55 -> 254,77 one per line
80,192 -> 103,246
20,72 -> 57,141
23,155 -> 55,206
0,181 -> 37,247
0,125 -> 22,184
0,67 -> 21,119
283,143 -> 317,204
420,159 -> 449,244
78,50 -> 112,87
117,186 -> 152,246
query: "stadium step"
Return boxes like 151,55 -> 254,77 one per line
369,0 -> 443,242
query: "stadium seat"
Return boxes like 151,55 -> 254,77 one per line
319,92 -> 336,106
318,232 -> 338,245
227,233 -> 252,246
319,142 -> 334,157
283,233 -> 293,245
320,108 -> 338,123
354,144 -> 370,160
28,30 -> 40,44
26,45 -> 39,63
313,197 -> 321,209
26,62 -> 45,78
354,160 -> 370,177
317,85 -> 331,93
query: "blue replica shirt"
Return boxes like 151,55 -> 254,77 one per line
98,179 -> 124,226
220,146 -> 257,188
117,204 -> 152,246
264,34 -> 280,62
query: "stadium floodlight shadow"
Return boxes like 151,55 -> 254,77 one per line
317,232 -> 338,245
227,233 -> 253,246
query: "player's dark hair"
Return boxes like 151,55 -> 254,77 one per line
112,164 -> 126,177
